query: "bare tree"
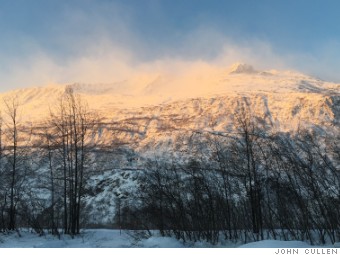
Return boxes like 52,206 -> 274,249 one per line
233,101 -> 264,240
0,111 -> 6,231
48,86 -> 96,235
2,97 -> 21,230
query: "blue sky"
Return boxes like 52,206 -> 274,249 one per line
1,0 -> 340,92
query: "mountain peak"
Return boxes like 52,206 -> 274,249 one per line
228,63 -> 258,74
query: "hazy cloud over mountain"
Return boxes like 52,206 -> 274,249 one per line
1,0 -> 340,91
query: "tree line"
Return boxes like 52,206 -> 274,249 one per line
120,105 -> 340,245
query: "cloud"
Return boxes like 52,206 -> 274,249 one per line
0,35 -> 293,92
1,0 -> 340,94
1,14 -> 339,93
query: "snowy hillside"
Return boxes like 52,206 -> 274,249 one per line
0,64 -> 339,164
0,63 -> 338,124
1,63 -> 339,169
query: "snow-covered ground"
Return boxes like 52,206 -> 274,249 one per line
0,229 -> 338,248
0,229 -> 133,248
0,229 -> 221,248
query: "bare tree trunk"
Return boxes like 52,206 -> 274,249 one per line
3,97 -> 20,231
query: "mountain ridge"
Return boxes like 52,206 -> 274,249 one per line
0,64 -> 338,131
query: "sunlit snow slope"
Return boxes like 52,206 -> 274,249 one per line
0,63 -> 339,132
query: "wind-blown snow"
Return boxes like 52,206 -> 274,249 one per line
0,63 -> 338,124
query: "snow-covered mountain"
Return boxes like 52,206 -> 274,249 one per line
1,63 -> 339,227
1,63 -> 338,164
1,63 -> 338,130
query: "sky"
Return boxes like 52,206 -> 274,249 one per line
1,0 -> 340,92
